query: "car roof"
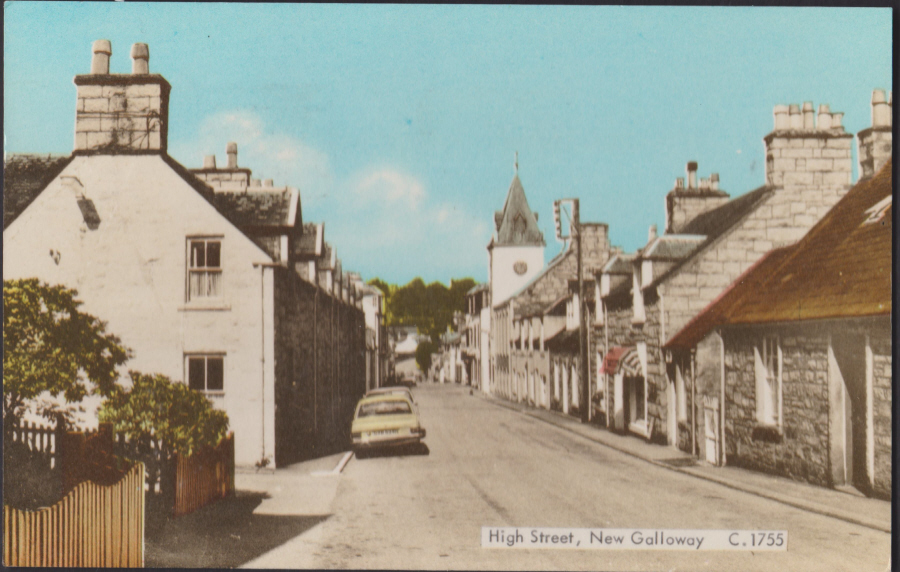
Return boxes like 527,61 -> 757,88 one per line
366,387 -> 412,395
356,393 -> 414,405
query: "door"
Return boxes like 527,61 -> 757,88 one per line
830,335 -> 867,490
704,397 -> 719,465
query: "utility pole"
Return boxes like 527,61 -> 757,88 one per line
555,197 -> 589,424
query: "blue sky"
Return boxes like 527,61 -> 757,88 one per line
4,4 -> 892,285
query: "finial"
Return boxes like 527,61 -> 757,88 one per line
515,151 -> 519,174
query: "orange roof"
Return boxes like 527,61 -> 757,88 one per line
666,159 -> 892,349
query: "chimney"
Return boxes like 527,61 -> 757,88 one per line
858,88 -> 893,179
131,43 -> 149,74
263,179 -> 274,187
91,40 -> 111,75
250,178 -> 261,187
773,104 -> 789,130
802,101 -> 815,129
665,164 -> 729,234
203,155 -> 216,169
647,224 -> 657,243
74,41 -> 170,153
789,104 -> 802,129
226,142 -> 238,168
816,104 -> 832,130
764,100 -> 851,189
686,161 -> 698,188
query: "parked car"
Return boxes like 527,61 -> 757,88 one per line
365,386 -> 415,403
351,394 -> 426,455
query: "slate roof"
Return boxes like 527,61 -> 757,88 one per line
467,283 -> 489,295
212,189 -> 295,228
601,253 -> 636,275
666,160 -> 892,349
294,222 -> 323,258
492,174 -> 544,247
642,235 -> 705,260
3,154 -> 72,229
648,184 -> 775,289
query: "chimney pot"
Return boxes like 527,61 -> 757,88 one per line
710,172 -> 720,190
686,161 -> 698,188
131,43 -> 149,74
831,112 -> 843,130
773,104 -> 789,130
675,177 -> 684,189
263,179 -> 274,187
250,178 -> 261,187
699,178 -> 710,190
817,104 -> 832,130
872,89 -> 891,127
226,142 -> 238,168
802,101 -> 815,129
789,104 -> 802,129
203,155 -> 216,169
91,39 -> 112,75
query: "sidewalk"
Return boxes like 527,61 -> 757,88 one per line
479,391 -> 891,534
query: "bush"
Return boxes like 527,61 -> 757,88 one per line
99,371 -> 229,456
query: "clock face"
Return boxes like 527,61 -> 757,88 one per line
513,261 -> 528,275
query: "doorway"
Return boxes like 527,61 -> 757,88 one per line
829,335 -> 868,491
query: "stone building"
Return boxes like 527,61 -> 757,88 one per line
2,40 -> 367,468
594,98 -> 857,452
665,154 -> 891,499
492,222 -> 611,410
463,283 -> 491,392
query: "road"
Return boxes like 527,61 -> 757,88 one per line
238,383 -> 889,571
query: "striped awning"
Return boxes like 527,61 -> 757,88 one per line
600,346 -> 642,377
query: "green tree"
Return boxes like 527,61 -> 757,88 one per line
415,340 -> 438,373
99,371 -> 229,456
3,279 -> 130,428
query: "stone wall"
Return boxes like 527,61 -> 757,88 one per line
870,333 -> 892,499
273,267 -> 366,467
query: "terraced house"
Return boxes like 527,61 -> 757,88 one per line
3,40 -> 369,468
594,97 -> 861,457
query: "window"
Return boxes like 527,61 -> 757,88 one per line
188,239 -> 222,300
188,355 -> 224,393
755,336 -> 781,426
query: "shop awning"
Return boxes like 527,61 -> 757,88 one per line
600,346 -> 642,377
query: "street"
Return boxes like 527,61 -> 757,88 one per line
207,383 -> 888,571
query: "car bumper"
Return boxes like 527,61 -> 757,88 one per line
352,428 -> 426,449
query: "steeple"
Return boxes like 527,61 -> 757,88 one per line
492,165 -> 544,248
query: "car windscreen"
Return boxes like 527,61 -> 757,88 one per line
357,400 -> 412,417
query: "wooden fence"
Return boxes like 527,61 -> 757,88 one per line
3,461 -> 144,567
4,419 -> 63,468
174,433 -> 235,517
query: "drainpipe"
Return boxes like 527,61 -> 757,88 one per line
253,262 -> 280,465
691,348 -> 696,457
719,329 -> 726,466
604,301 -> 610,428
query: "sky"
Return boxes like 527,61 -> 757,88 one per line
3,4 -> 892,285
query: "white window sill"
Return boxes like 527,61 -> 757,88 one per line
629,420 -> 650,438
179,301 -> 232,312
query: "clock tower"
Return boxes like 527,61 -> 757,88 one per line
487,161 -> 545,307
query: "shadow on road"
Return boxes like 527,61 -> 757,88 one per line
355,442 -> 430,459
145,491 -> 330,568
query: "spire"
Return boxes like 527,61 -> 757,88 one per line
493,170 -> 545,247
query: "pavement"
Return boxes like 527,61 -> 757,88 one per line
477,388 -> 892,534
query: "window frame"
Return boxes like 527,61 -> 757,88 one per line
755,335 -> 783,427
185,353 -> 226,395
186,237 -> 224,302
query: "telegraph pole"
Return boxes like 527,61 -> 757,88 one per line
573,200 -> 589,424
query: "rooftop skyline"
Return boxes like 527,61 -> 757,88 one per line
3,4 -> 892,284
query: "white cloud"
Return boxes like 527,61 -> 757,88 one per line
170,110 -> 335,201
172,111 -> 490,282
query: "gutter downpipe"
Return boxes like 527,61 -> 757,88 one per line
719,328 -> 726,467
691,347 -> 696,458
604,302 -> 610,429
254,261 -> 280,465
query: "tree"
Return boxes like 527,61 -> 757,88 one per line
3,279 -> 130,428
415,340 -> 438,373
99,371 -> 229,456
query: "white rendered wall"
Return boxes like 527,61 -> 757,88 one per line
490,245 -> 544,307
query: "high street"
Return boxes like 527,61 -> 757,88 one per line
182,383 -> 895,571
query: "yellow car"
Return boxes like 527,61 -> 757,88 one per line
351,394 -> 426,455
